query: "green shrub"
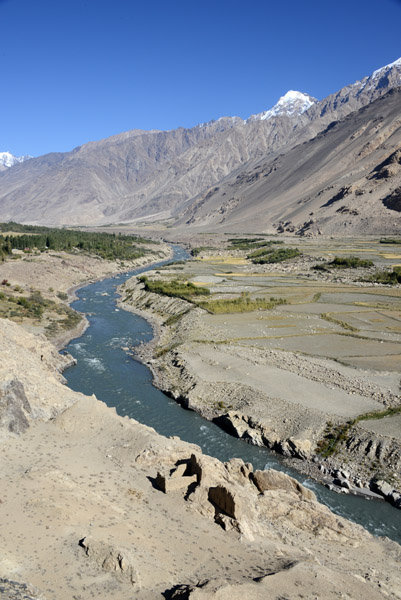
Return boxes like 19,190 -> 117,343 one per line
365,267 -> 401,285
379,238 -> 401,244
191,246 -> 213,257
250,247 -> 300,264
329,256 -> 374,268
139,276 -> 210,301
197,293 -> 287,314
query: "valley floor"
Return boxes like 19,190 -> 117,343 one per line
119,234 -> 401,506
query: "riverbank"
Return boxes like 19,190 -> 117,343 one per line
0,241 -> 173,350
118,240 -> 401,509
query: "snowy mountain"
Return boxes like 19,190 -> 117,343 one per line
248,90 -> 317,121
357,57 -> 401,93
0,151 -> 31,170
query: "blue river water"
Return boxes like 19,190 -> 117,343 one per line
63,246 -> 401,544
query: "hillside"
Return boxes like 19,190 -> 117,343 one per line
179,87 -> 401,235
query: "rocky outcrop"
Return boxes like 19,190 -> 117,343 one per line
382,186 -> 401,212
164,561 -> 393,599
152,451 -> 370,544
79,536 -> 139,585
250,469 -> 316,501
0,579 -> 47,600
155,461 -> 197,493
0,379 -> 31,434
0,319 -> 81,429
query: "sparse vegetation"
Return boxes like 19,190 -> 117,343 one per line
316,421 -> 354,458
0,286 -> 82,332
249,247 -> 300,264
164,309 -> 191,326
313,256 -> 374,272
197,293 -> 287,314
365,267 -> 401,285
228,238 -> 283,252
320,313 -> 358,332
312,264 -> 330,272
329,256 -> 374,268
191,246 -> 214,257
316,405 -> 401,457
379,238 -> 401,244
138,276 -> 210,301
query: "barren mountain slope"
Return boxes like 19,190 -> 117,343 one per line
0,59 -> 400,227
178,87 -> 401,235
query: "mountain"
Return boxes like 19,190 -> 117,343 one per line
0,58 -> 400,231
248,90 -> 316,121
178,87 -> 401,236
0,151 -> 31,171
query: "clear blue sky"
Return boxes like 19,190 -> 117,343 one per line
1,0 -> 401,157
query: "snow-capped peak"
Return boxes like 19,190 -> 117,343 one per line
0,151 -> 31,169
371,57 -> 401,79
353,57 -> 401,94
248,91 -> 316,122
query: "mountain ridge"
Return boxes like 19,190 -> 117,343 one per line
178,87 -> 401,235
1,58 -> 401,232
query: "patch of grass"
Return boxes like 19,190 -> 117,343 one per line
320,313 -> 358,332
154,343 -> 180,358
313,256 -> 374,271
312,292 -> 322,302
228,238 -> 283,252
316,420 -> 356,458
357,406 -> 401,422
139,276 -> 210,301
249,247 -> 301,264
163,309 -> 191,326
316,405 -> 401,457
197,293 -> 287,314
59,306 -> 82,330
329,256 -> 374,268
191,246 -> 214,257
364,267 -> 401,285
160,260 -> 187,269
379,238 -> 401,244
0,287 -> 82,331
312,264 -> 330,272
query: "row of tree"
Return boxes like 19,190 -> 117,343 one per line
0,223 -> 153,262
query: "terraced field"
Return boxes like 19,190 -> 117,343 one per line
121,235 -> 401,500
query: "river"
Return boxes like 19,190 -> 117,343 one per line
63,246 -> 401,544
